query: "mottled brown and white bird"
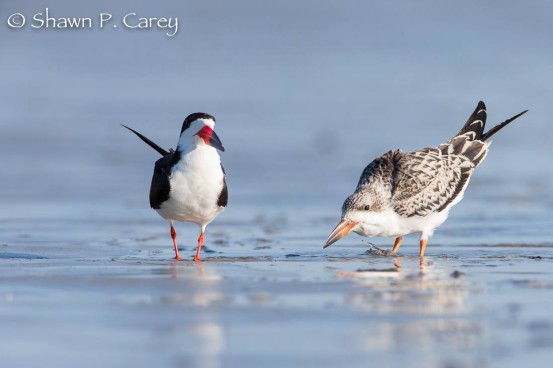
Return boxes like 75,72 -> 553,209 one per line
324,101 -> 527,256
123,113 -> 228,261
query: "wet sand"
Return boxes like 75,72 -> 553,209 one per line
2,212 -> 553,368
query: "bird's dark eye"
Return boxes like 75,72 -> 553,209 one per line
363,205 -> 371,211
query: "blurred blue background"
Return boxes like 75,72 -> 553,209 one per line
0,0 -> 551,242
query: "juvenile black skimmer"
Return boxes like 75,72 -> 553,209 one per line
324,101 -> 527,256
123,113 -> 228,261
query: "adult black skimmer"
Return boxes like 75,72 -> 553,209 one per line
324,101 -> 527,256
123,113 -> 228,261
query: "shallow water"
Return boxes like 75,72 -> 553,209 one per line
2,241 -> 553,368
2,206 -> 553,368
1,1 -> 553,367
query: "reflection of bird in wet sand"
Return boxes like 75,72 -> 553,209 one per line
123,113 -> 228,261
325,101 -> 527,256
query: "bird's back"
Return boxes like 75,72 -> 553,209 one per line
356,103 -> 493,219
363,101 -> 528,220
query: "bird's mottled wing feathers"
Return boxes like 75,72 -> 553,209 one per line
354,101 -> 524,219
391,134 -> 487,217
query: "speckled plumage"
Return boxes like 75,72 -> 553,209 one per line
325,101 -> 528,255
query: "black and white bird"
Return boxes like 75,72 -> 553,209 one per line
324,101 -> 527,256
123,113 -> 228,261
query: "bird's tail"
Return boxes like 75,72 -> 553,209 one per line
455,101 -> 528,142
481,109 -> 528,142
122,125 -> 170,156
455,101 -> 487,140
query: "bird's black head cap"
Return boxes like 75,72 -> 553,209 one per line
181,112 -> 216,133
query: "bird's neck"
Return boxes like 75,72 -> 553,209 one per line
177,135 -> 203,153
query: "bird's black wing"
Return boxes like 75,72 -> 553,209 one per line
149,151 -> 180,209
217,178 -> 228,207
216,164 -> 228,207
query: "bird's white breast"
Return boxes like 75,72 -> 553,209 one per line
353,207 -> 451,239
156,145 -> 225,226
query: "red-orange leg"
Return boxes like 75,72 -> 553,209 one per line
170,221 -> 182,260
419,239 -> 427,257
391,236 -> 403,253
193,231 -> 205,262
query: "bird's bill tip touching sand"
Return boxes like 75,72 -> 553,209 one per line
324,219 -> 358,248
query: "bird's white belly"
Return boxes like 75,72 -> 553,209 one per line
156,147 -> 224,226
353,207 -> 450,239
